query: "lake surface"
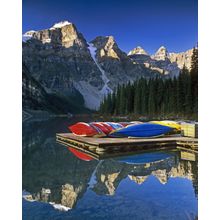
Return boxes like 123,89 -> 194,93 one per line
22,117 -> 198,220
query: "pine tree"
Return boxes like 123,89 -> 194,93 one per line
185,75 -> 192,114
141,79 -> 148,114
178,70 -> 186,113
115,85 -> 121,115
182,67 -> 192,114
190,47 -> 198,113
126,82 -> 133,114
172,76 -> 178,114
156,78 -> 164,115
106,93 -> 112,114
134,80 -> 142,114
148,79 -> 156,116
111,92 -> 116,115
167,78 -> 175,115
119,85 -> 126,115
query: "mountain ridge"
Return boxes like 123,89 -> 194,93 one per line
128,45 -> 194,75
23,21 -> 195,110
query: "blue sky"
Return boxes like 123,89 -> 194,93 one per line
22,0 -> 198,54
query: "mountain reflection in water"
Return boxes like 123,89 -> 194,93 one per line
23,118 -> 198,220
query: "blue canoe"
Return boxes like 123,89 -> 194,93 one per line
108,123 -> 173,138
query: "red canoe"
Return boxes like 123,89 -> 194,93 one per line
68,122 -> 105,137
99,122 -> 115,132
90,122 -> 111,135
68,121 -> 137,137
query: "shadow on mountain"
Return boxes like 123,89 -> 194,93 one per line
22,62 -> 90,115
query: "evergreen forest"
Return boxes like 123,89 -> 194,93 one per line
99,48 -> 198,119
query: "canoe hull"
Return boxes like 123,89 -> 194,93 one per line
90,122 -> 110,135
150,120 -> 181,131
109,123 -> 173,138
68,122 -> 103,137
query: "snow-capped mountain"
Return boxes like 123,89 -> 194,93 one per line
23,21 -> 194,110
22,21 -> 157,110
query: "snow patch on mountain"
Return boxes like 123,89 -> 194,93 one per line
51,21 -> 71,29
88,43 -> 113,96
49,202 -> 71,212
22,30 -> 35,42
153,46 -> 168,60
22,36 -> 31,42
23,30 -> 36,36
73,81 -> 102,110
128,46 -> 148,56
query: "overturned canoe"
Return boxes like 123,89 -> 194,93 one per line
150,120 -> 181,131
68,122 -> 105,137
109,123 -> 173,138
68,122 -> 125,137
90,122 -> 111,135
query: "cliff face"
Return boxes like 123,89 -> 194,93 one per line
22,63 -> 49,110
23,21 -> 104,109
153,46 -> 169,61
22,63 -> 87,114
90,36 -> 156,89
128,46 -> 194,77
169,48 -> 194,70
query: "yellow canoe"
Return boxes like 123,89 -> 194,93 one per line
149,120 -> 181,131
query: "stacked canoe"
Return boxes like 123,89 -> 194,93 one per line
68,120 -> 181,138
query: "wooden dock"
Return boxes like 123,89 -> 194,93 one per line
56,133 -> 198,160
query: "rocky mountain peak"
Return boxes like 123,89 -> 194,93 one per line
153,46 -> 168,60
91,36 -> 116,48
128,46 -> 148,56
23,21 -> 86,48
169,48 -> 194,69
106,35 -> 115,43
104,36 -> 116,51
91,36 -> 120,59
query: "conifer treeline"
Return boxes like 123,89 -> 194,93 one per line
99,48 -> 198,118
